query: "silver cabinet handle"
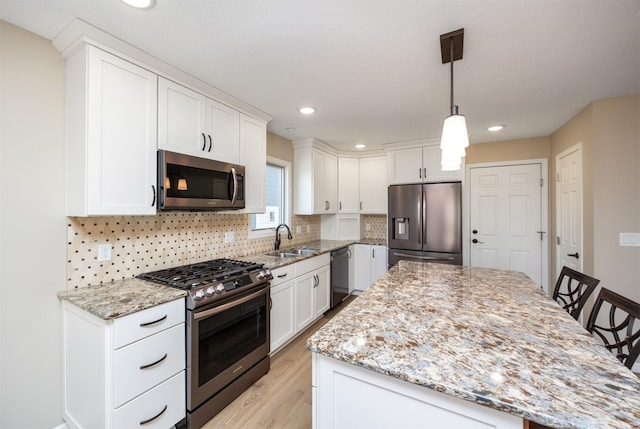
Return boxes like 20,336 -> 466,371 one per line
139,314 -> 167,327
139,405 -> 167,425
139,353 -> 167,370
419,168 -> 422,178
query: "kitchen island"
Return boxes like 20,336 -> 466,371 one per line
306,261 -> 640,428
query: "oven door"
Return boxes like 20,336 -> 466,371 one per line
187,284 -> 270,411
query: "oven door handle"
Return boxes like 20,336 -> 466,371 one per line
193,287 -> 268,320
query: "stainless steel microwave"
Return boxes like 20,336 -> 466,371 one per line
157,150 -> 245,211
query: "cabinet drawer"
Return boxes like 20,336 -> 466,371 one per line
114,371 -> 185,429
114,299 -> 184,348
270,264 -> 296,287
113,323 -> 185,407
296,253 -> 330,276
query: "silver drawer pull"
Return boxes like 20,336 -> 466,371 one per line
139,404 -> 167,425
277,273 -> 288,278
139,315 -> 167,327
139,353 -> 167,370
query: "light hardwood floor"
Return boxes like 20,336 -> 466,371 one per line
202,296 -> 356,429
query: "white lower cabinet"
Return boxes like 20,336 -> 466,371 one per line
312,354 -> 522,429
62,299 -> 186,429
270,254 -> 330,354
354,244 -> 388,293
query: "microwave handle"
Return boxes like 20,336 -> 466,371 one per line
230,167 -> 238,206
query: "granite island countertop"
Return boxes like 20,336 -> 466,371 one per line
57,278 -> 187,320
306,261 -> 640,428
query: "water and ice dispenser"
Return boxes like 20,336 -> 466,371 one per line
392,217 -> 409,241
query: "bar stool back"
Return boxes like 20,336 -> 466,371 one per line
586,287 -> 640,370
552,266 -> 600,320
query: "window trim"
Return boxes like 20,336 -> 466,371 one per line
248,156 -> 291,240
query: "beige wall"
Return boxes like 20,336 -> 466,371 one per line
465,136 -> 551,164
0,21 -> 67,428
551,95 -> 640,315
267,131 -> 294,162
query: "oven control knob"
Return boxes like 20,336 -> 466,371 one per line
205,286 -> 215,297
194,290 -> 205,301
263,269 -> 273,280
256,271 -> 264,281
215,284 -> 225,294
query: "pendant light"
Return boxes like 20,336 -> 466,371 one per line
440,28 -> 469,171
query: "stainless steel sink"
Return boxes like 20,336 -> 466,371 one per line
267,247 -> 319,258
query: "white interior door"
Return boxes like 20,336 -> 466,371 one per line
469,163 -> 544,287
556,144 -> 583,275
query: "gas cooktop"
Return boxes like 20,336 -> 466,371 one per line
138,258 -> 272,309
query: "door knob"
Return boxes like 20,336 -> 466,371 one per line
472,229 -> 478,234
567,252 -> 580,259
472,238 -> 484,244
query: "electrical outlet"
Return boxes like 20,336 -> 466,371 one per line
620,232 -> 640,247
224,231 -> 234,243
365,223 -> 371,231
296,226 -> 301,234
98,243 -> 112,262
307,225 -> 311,233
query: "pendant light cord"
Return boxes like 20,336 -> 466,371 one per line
450,37 -> 457,116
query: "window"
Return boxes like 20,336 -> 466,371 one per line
249,157 -> 291,238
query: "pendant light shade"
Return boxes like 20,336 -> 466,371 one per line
439,29 -> 468,171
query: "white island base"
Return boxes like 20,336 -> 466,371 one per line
312,353 -> 523,429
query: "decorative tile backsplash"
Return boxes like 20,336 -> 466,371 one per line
361,214 -> 387,241
67,213 -> 320,289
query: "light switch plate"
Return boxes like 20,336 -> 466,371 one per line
224,231 -> 234,243
620,232 -> 640,247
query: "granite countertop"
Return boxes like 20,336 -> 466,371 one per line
306,261 -> 640,428
241,239 -> 386,269
57,278 -> 186,320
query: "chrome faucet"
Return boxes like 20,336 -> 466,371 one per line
274,223 -> 293,250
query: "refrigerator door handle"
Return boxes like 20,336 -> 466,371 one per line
391,252 -> 455,261
421,190 -> 427,246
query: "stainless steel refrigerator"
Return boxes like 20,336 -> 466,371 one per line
388,182 -> 462,267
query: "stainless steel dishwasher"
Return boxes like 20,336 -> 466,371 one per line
330,247 -> 350,308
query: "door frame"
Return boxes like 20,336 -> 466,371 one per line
464,159 -> 549,293
555,143 -> 584,277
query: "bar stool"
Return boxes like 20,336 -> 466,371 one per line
552,266 -> 600,320
586,287 -> 640,370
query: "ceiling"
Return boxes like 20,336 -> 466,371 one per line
2,0 -> 639,153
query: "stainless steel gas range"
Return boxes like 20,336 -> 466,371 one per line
138,259 -> 273,428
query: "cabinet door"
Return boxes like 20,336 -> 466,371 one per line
314,265 -> 331,318
270,279 -> 295,352
359,156 -> 388,214
295,272 -> 316,331
313,149 -> 327,213
338,157 -> 360,213
157,77 -> 206,157
422,144 -> 463,182
353,244 -> 372,292
81,47 -> 157,216
387,147 -> 423,185
239,114 -> 266,213
324,152 -> 338,213
370,245 -> 388,284
205,98 -> 240,164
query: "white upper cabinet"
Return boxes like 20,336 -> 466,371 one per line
66,45 -> 158,216
294,140 -> 338,215
338,157 -> 360,213
238,114 -> 267,213
359,156 -> 387,214
158,77 -> 240,164
387,144 -> 463,185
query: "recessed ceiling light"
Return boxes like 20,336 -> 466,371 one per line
299,107 -> 316,115
488,125 -> 504,132
121,0 -> 155,9
355,144 -> 366,149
